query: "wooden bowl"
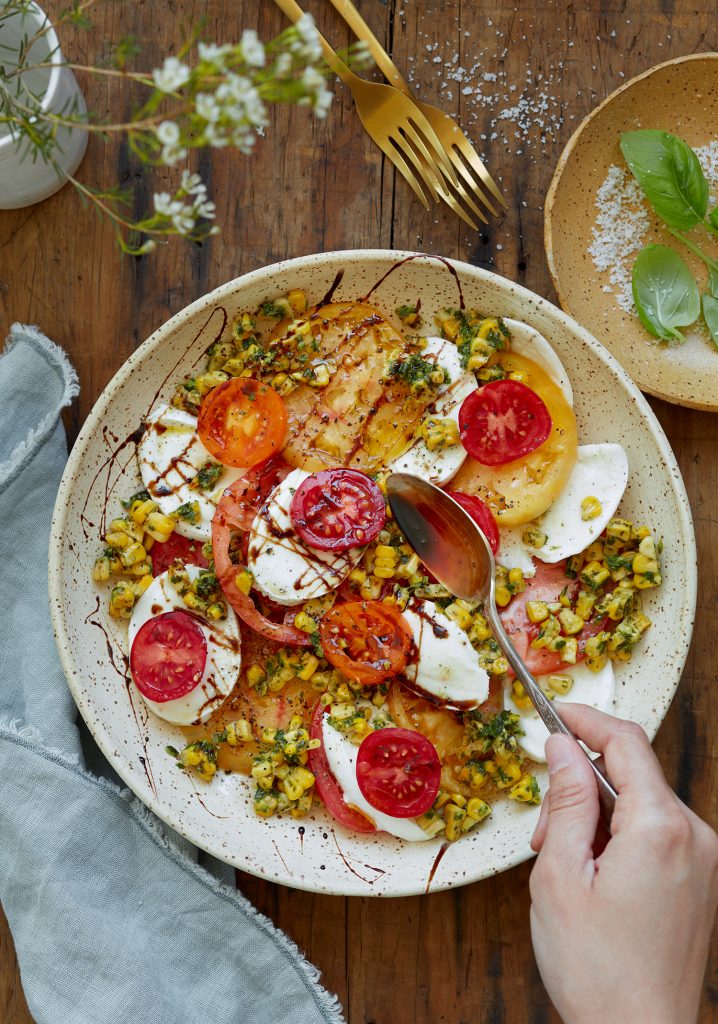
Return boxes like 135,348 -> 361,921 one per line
545,53 -> 718,411
49,251 -> 696,896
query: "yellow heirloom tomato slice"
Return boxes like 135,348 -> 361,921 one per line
450,351 -> 577,526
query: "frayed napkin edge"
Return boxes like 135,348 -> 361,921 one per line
0,324 -> 79,491
0,718 -> 346,1024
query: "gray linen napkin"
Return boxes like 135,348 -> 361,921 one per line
0,324 -> 345,1024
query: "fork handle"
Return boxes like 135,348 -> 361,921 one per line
487,605 -> 618,830
326,0 -> 411,94
273,0 -> 354,84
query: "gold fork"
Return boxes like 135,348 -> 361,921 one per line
273,0 -> 458,211
325,0 -> 507,226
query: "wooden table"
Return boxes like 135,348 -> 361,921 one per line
2,1 -> 717,1021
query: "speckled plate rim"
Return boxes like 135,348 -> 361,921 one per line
49,249 -> 697,896
544,52 -> 718,412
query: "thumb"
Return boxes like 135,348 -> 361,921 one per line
538,734 -> 599,875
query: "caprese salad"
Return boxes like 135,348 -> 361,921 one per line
93,291 -> 662,844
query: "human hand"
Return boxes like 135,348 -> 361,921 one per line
529,703 -> 718,1024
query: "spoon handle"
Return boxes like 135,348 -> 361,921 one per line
487,607 -> 618,829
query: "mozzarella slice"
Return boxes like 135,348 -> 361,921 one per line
402,601 -> 489,709
504,660 -> 616,762
504,318 -> 573,405
389,336 -> 477,486
535,444 -> 629,563
247,468 -> 364,606
321,715 -> 431,842
497,526 -> 538,578
128,566 -> 241,726
138,404 -> 246,541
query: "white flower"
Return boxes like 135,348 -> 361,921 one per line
231,125 -> 255,154
198,42 -> 231,66
153,192 -> 174,216
172,204 -> 196,234
195,92 -> 220,123
301,66 -> 332,118
275,52 -> 292,76
161,143 -> 188,166
239,29 -> 265,68
194,199 -> 216,219
152,56 -> 191,93
181,170 -> 206,196
293,12 -> 322,62
156,120 -> 180,145
203,122 -> 229,148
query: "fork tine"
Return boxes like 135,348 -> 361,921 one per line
394,123 -> 447,201
448,154 -> 499,218
451,133 -> 507,208
436,182 -> 483,229
376,134 -> 432,211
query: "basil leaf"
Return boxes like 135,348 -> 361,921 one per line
711,207 -> 718,232
632,244 -> 700,342
620,130 -> 708,230
703,294 -> 718,350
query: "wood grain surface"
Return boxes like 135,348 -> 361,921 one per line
1,2 -> 717,1021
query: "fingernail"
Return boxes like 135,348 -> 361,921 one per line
546,735 -> 573,774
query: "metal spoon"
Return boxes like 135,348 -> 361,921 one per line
385,472 -> 617,829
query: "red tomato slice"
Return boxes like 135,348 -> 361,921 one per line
458,380 -> 552,466
446,490 -> 500,556
130,610 -> 207,702
356,727 -> 441,818
290,468 -> 386,551
216,457 -> 292,533
319,601 -> 413,685
309,702 -> 376,833
198,378 -> 288,469
212,481 -> 311,648
151,532 -> 209,577
499,559 -> 606,674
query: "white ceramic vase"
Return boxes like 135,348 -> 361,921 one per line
0,2 -> 88,209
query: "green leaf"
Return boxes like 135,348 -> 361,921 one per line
708,265 -> 718,300
632,244 -> 700,343
711,207 -> 718,231
702,294 -> 718,350
620,130 -> 709,230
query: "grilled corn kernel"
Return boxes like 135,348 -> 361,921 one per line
522,526 -> 547,548
444,602 -> 473,630
119,541 -> 147,568
132,574 -> 153,598
287,288 -> 308,314
449,792 -> 467,809
585,540 -> 604,563
93,556 -> 111,582
531,615 -> 560,649
444,803 -> 467,841
607,518 -> 632,542
489,656 -> 509,676
581,496 -> 602,521
585,631 -> 610,672
560,637 -> 578,664
526,600 -> 549,623
575,590 -> 596,621
634,571 -> 662,590
632,553 -> 659,575
297,654 -> 319,681
508,567 -> 525,592
638,535 -> 656,559
247,664 -> 266,689
581,560 -> 610,590
226,719 -> 253,744
293,611 -> 317,634
373,566 -> 395,580
511,680 -> 533,711
397,553 -> 421,579
558,608 -> 584,635
458,763 -> 488,790
282,767 -> 315,802
109,581 -> 135,619
234,570 -> 253,596
254,792 -> 278,818
469,614 -> 492,643
508,774 -> 541,805
495,585 -> 512,608
360,577 -> 383,599
466,797 -> 492,822
547,673 -> 573,696
144,512 -> 176,543
419,416 -> 460,451
493,761 -> 522,789
375,545 -> 396,560
195,370 -> 229,395
104,530 -> 130,550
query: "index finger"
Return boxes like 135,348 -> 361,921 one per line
556,703 -> 670,799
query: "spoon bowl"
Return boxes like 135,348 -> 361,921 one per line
386,472 -> 618,829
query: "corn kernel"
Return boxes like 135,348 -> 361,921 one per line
638,535 -> 656,559
575,591 -> 596,621
508,773 -> 541,805
581,496 -> 602,521
607,518 -> 632,542
444,803 -> 467,841
466,797 -> 492,822
93,556 -> 111,582
444,602 -> 473,630
558,608 -> 584,635
235,570 -> 253,596
634,572 -> 662,590
132,574 -> 153,598
508,567 -> 525,592
581,560 -> 610,590
246,664 -> 266,688
489,657 -> 509,676
511,680 -> 533,711
632,553 -> 659,575
144,512 -> 176,543
585,540 -> 604,563
522,526 -> 547,548
495,585 -> 512,607
526,600 -> 549,623
297,654 -> 319,681
547,673 -> 573,695
119,541 -> 147,568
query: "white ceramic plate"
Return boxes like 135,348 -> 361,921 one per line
49,250 -> 697,896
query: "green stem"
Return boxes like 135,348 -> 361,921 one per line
667,227 -> 718,272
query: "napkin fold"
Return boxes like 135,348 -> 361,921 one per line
0,325 -> 344,1024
